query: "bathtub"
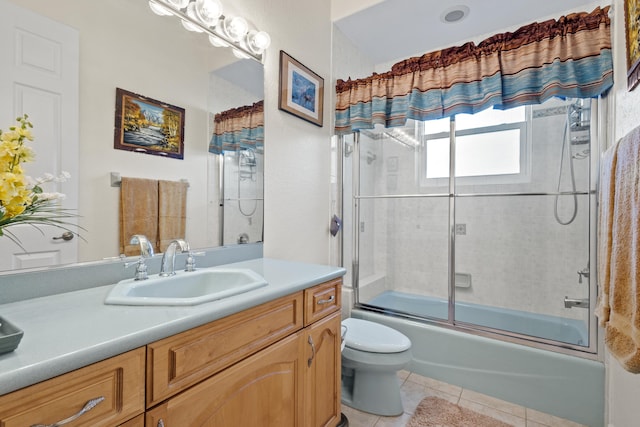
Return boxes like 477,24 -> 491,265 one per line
367,290 -> 589,346
351,304 -> 604,427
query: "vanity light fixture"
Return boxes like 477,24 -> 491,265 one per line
222,16 -> 249,42
182,2 -> 204,32
147,0 -> 270,61
195,0 -> 223,27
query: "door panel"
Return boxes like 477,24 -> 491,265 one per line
0,0 -> 79,269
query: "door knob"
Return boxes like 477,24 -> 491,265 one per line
53,231 -> 74,241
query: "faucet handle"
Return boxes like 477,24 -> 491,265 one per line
185,251 -> 205,272
125,258 -> 149,280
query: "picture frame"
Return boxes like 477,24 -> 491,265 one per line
278,51 -> 324,127
624,0 -> 640,91
114,88 -> 185,159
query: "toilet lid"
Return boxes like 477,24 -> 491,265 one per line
342,318 -> 411,353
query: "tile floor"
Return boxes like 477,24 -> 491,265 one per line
341,370 -> 588,427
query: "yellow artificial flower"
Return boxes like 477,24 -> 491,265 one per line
0,114 -> 82,245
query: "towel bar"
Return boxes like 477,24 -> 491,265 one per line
110,172 -> 189,188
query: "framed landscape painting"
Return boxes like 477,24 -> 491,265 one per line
278,51 -> 324,127
114,88 -> 185,159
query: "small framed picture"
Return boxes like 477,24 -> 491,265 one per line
278,51 -> 324,127
625,0 -> 640,90
114,88 -> 185,159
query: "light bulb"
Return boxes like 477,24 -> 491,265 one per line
208,34 -> 229,47
181,2 -> 203,32
246,30 -> 271,54
194,0 -> 222,27
164,0 -> 190,9
222,16 -> 248,42
148,1 -> 173,16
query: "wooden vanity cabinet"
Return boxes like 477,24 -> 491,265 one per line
146,279 -> 342,427
0,348 -> 145,427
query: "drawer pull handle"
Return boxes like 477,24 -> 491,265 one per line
317,295 -> 335,305
158,419 -> 165,427
31,396 -> 105,427
308,335 -> 316,367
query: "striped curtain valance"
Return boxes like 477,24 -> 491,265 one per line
209,100 -> 264,154
335,6 -> 613,135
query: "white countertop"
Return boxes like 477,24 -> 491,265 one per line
0,258 -> 346,395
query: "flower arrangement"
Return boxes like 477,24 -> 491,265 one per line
0,114 -> 80,246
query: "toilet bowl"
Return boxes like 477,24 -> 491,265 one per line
341,318 -> 412,416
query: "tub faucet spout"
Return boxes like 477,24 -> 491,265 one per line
160,239 -> 190,277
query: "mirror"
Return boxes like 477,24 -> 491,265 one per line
0,0 -> 264,272
209,59 -> 264,246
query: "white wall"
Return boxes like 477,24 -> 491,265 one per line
605,1 -> 640,425
259,0 -> 333,264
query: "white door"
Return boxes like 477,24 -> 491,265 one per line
0,0 -> 79,271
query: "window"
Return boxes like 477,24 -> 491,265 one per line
421,106 -> 530,186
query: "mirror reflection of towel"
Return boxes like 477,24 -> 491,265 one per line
120,178 -> 159,255
158,180 -> 188,252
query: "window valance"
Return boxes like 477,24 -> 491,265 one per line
209,100 -> 264,154
335,6 -> 613,135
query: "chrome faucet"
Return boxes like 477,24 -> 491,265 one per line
564,296 -> 589,309
128,235 -> 155,280
160,239 -> 190,277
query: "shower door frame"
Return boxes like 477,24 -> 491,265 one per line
344,98 -> 603,359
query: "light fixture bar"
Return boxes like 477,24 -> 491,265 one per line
148,0 -> 263,62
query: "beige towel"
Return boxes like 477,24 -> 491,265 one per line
158,180 -> 188,252
596,125 -> 640,373
595,140 -> 618,324
120,177 -> 159,256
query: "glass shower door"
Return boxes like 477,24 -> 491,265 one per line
453,98 -> 594,349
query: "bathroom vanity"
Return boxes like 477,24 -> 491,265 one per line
0,258 -> 344,426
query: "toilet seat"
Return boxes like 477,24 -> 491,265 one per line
342,318 -> 411,353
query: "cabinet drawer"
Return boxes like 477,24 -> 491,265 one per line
304,279 -> 342,326
147,291 -> 304,406
0,348 -> 145,427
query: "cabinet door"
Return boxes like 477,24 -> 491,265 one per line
146,331 -> 305,427
304,311 -> 341,427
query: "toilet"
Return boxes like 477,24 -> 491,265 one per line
341,318 -> 412,416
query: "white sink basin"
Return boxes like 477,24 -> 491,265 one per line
104,268 -> 268,306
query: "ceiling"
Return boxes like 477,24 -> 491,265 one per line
333,0 -> 606,65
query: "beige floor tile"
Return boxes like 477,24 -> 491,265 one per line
399,378 -> 427,414
374,413 -> 413,427
422,385 -> 461,404
341,405 -> 380,427
458,398 -> 526,427
461,388 -> 527,418
397,369 -> 411,382
526,408 -> 587,427
405,373 -> 463,398
342,373 -> 587,427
